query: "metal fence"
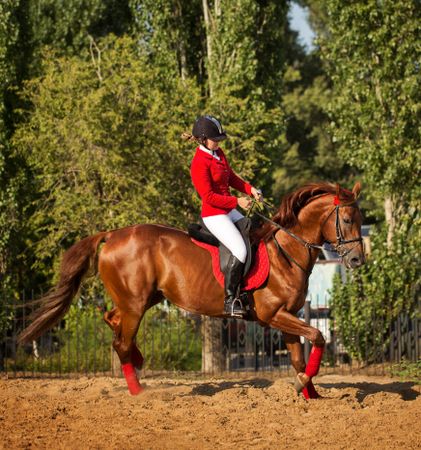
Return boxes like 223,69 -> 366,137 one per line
1,293 -> 420,378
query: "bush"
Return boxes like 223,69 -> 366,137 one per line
331,224 -> 420,362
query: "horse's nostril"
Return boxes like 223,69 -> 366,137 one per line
350,257 -> 362,267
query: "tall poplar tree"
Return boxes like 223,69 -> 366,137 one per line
319,0 -> 420,240
0,0 -> 25,294
317,0 -> 420,361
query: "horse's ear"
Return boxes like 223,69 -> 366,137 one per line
352,181 -> 361,200
335,183 -> 340,198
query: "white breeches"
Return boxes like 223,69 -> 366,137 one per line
202,209 -> 247,263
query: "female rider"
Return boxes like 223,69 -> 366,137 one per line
186,115 -> 263,317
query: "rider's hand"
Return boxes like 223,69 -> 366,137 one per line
238,196 -> 252,210
251,187 -> 263,202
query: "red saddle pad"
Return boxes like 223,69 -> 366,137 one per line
191,239 -> 270,291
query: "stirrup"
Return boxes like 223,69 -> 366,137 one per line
224,297 -> 245,318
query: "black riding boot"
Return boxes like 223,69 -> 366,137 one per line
224,255 -> 246,317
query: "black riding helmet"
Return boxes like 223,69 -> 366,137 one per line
192,115 -> 227,142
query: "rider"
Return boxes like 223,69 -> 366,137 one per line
187,115 -> 263,316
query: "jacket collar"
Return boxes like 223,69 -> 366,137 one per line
198,144 -> 221,161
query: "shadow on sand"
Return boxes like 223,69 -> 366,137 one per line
317,381 -> 420,402
185,378 -> 274,396
115,376 -> 420,402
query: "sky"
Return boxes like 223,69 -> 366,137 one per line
289,2 -> 315,51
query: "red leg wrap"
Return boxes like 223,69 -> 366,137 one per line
131,346 -> 144,370
122,363 -> 143,395
302,380 -> 321,399
305,345 -> 324,378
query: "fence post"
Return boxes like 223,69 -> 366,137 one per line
111,347 -> 120,377
304,300 -> 311,362
201,316 -> 224,373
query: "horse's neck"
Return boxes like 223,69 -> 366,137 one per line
276,199 -> 329,274
292,199 -> 328,246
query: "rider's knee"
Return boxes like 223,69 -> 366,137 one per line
233,244 -> 247,264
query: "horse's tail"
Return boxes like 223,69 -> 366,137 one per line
18,231 -> 109,344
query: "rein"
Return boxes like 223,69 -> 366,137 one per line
249,196 -> 363,274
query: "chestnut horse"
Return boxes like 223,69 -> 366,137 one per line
19,182 -> 365,398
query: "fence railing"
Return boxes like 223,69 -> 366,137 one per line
1,294 -> 420,377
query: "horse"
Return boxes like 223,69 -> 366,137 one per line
18,182 -> 365,398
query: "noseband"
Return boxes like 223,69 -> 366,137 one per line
252,196 -> 363,274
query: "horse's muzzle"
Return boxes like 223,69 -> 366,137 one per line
345,254 -> 365,269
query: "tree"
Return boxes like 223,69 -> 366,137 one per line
319,0 -> 420,237
0,0 -> 27,296
319,0 -> 420,362
12,36 -> 202,282
271,51 -> 356,198
132,0 -> 204,81
28,0 -> 133,57
201,0 -> 288,195
265,3 -> 357,200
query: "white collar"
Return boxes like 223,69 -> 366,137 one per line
199,144 -> 220,160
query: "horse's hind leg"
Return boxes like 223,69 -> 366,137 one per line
103,307 -> 144,370
283,333 -> 320,399
103,302 -> 147,395
111,306 -> 146,395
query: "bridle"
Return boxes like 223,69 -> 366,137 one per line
250,196 -> 363,275
328,202 -> 363,257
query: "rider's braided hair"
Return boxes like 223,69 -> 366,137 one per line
181,132 -> 205,145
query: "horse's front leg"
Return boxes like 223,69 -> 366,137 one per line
269,309 -> 325,399
283,332 -> 320,399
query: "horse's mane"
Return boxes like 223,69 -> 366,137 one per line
254,182 -> 357,242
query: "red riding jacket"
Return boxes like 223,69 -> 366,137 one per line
190,146 -> 252,217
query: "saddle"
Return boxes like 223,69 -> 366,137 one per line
188,215 -> 269,318
188,217 -> 256,278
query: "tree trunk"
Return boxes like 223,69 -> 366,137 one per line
175,0 -> 188,80
202,0 -> 214,97
384,196 -> 395,249
201,316 -> 224,373
111,346 -> 121,377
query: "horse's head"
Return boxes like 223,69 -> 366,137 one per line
320,182 -> 365,269
254,181 -> 366,270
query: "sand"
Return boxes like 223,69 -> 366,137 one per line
0,374 -> 420,449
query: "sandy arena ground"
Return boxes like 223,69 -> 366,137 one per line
0,374 -> 420,450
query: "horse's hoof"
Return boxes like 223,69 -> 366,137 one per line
122,363 -> 144,395
294,372 -> 310,393
128,383 -> 144,396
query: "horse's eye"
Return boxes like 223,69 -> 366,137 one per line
343,217 -> 352,224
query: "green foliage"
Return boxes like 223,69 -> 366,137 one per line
12,35 -> 202,278
263,7 -> 357,200
132,0 -> 203,79
138,305 -> 202,371
319,0 -> 420,208
208,89 -> 284,193
202,1 -> 288,195
315,0 -> 420,363
0,0 -> 28,294
3,0 -> 418,375
29,0 -> 133,58
331,224 -> 420,362
205,0 -> 288,102
271,55 -> 354,198
11,301 -> 201,373
390,360 -> 421,384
